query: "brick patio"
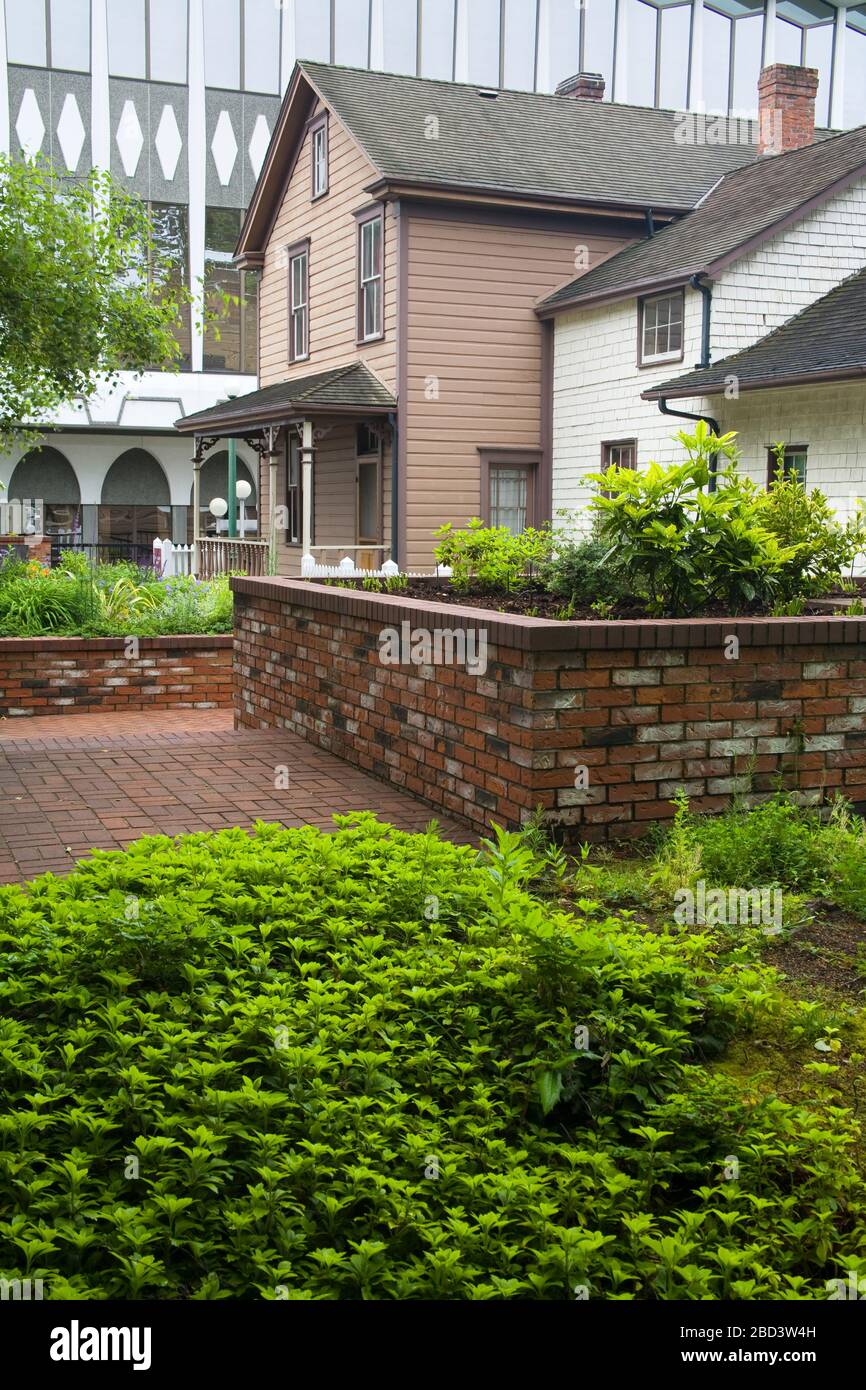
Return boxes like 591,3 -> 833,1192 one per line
0,709 -> 472,884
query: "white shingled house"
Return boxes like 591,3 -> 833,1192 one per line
538,65 -> 866,527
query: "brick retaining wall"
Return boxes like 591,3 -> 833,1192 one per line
0,636 -> 233,717
232,578 -> 866,840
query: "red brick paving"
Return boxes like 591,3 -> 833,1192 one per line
0,709 -> 473,884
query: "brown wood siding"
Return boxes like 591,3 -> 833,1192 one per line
259,100 -> 397,393
403,213 -> 633,568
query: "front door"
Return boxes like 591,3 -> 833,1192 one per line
355,424 -> 382,569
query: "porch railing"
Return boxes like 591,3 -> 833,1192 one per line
196,536 -> 270,579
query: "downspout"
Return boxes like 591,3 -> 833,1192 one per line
388,410 -> 399,567
656,399 -> 721,493
655,274 -> 719,491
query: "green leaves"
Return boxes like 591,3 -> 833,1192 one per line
1,814 -> 864,1299
433,518 -> 553,593
587,426 -> 807,617
0,155 -> 201,451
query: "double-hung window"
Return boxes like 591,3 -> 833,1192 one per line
357,211 -> 383,343
288,244 -> 309,362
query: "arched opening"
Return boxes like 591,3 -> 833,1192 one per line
188,450 -> 258,540
8,446 -> 81,540
99,449 -> 171,557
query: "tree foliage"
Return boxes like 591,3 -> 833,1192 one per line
0,155 -> 193,450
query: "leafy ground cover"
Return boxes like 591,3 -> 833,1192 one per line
1,805 -> 865,1301
0,551 -> 232,637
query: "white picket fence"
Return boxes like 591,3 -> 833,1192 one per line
152,538 -> 195,578
300,554 -> 451,580
151,540 -> 450,582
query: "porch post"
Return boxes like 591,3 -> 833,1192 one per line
192,436 -> 202,575
267,426 -> 279,575
301,418 -> 314,559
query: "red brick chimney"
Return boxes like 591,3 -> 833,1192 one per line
555,72 -> 605,101
757,64 -> 819,157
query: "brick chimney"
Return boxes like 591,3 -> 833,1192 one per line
757,64 -> 819,157
555,72 -> 605,101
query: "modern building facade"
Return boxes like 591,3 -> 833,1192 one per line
3,2 -> 866,558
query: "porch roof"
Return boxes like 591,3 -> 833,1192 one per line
642,266 -> 866,401
174,362 -> 396,435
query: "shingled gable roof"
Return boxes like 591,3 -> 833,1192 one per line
236,61 -> 761,262
640,265 -> 866,400
175,363 -> 396,434
536,121 -> 866,316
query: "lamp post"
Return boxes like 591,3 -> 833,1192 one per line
209,497 -> 228,532
236,479 -> 252,535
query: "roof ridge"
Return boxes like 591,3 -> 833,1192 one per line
299,58 -> 763,123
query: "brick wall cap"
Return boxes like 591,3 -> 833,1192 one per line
0,634 -> 233,653
232,578 -> 866,653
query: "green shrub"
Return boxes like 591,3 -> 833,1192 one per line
589,424 -> 800,616
0,559 -> 232,637
539,530 -> 628,608
756,454 -> 866,600
1,815 -> 863,1300
654,793 -> 866,919
433,518 -> 552,593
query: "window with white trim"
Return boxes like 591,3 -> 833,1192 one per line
640,291 -> 684,365
288,247 -> 308,362
358,214 -> 383,342
311,120 -> 328,198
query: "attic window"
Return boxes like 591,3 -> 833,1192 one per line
477,89 -> 498,99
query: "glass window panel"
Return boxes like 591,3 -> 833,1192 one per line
545,0 -> 580,93
5,0 -> 47,66
150,0 -> 188,83
625,0 -> 656,107
420,0 -> 455,78
205,0 -> 240,88
203,207 -> 241,371
107,0 -> 145,78
702,6 -> 730,113
241,271 -> 258,375
244,0 -> 280,92
730,12 -> 762,115
490,468 -> 528,534
50,0 -> 90,71
775,16 -> 803,66
502,0 -> 536,90
804,23 -> 832,127
149,203 -> 191,368
384,0 -> 418,74
334,0 -> 369,66
845,27 -> 866,127
358,462 -> 379,541
295,0 -> 331,61
467,0 -> 500,86
582,0 -> 616,97
658,4 -> 690,110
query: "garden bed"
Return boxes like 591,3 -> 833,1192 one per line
0,634 -> 233,716
335,575 -> 866,621
232,577 -> 866,841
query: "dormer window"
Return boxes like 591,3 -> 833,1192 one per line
639,290 -> 684,367
311,115 -> 328,199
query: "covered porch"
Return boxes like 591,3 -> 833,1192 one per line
174,363 -> 398,577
